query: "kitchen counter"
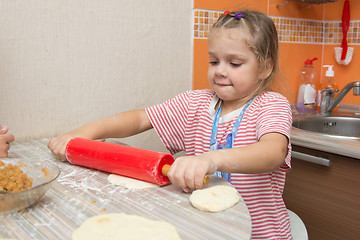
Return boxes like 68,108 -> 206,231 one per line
0,139 -> 251,240
291,105 -> 360,159
291,128 -> 360,159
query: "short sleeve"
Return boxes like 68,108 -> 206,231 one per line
145,91 -> 191,154
256,93 -> 292,171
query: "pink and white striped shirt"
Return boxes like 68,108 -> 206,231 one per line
146,89 -> 293,239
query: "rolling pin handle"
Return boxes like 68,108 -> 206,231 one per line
203,175 -> 210,185
161,164 -> 209,185
161,164 -> 171,176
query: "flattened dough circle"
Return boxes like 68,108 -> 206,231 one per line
72,213 -> 181,240
189,185 -> 240,212
107,174 -> 159,190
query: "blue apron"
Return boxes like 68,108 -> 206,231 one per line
210,98 -> 254,182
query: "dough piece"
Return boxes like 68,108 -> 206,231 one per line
107,174 -> 159,190
189,185 -> 240,212
72,213 -> 181,240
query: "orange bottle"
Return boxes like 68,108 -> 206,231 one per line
317,65 -> 339,111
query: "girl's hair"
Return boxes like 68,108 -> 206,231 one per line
209,10 -> 283,98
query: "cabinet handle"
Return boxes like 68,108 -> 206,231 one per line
292,151 -> 331,167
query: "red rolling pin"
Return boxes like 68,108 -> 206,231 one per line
65,138 -> 209,186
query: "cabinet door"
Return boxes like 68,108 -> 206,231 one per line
283,146 -> 360,240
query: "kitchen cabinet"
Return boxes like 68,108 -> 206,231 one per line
283,145 -> 360,240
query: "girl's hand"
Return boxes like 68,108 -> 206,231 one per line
48,131 -> 87,161
0,125 -> 15,158
48,110 -> 152,161
167,154 -> 217,192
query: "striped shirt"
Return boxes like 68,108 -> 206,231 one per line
146,89 -> 293,239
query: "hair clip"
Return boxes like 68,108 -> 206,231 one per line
235,12 -> 244,20
223,11 -> 230,16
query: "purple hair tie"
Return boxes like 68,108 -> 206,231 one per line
234,12 -> 244,20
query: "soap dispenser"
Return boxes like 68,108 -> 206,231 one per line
296,58 -> 318,112
317,65 -> 339,111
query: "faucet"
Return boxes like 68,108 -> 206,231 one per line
320,81 -> 360,115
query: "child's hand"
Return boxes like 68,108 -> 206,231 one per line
48,131 -> 85,161
167,155 -> 217,192
0,125 -> 15,158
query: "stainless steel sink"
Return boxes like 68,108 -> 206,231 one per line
292,114 -> 360,138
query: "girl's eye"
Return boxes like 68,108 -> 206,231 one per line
209,61 -> 218,65
231,63 -> 242,67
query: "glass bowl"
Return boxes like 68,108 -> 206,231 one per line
0,159 -> 60,214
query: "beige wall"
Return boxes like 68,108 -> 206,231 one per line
0,0 -> 193,152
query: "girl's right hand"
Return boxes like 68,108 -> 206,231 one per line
48,131 -> 87,161
167,154 -> 217,193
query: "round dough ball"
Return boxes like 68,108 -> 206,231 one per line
189,185 -> 240,212
72,213 -> 181,240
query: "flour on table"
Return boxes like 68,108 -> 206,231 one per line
107,174 -> 159,189
72,213 -> 181,240
189,185 -> 240,212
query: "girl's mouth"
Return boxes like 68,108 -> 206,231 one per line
215,82 -> 232,87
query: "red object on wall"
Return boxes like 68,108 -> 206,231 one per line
65,138 -> 174,185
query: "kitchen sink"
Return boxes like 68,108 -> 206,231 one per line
292,114 -> 360,138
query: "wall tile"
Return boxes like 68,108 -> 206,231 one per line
193,9 -> 360,45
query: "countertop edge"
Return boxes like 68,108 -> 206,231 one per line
290,128 -> 360,160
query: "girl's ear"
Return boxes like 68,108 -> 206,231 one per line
259,59 -> 274,80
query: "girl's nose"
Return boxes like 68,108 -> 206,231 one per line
215,63 -> 227,77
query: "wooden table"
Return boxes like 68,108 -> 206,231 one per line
0,139 -> 251,240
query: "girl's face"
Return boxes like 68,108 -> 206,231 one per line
207,28 -> 267,108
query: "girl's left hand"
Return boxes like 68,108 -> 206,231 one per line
0,125 -> 15,158
167,155 -> 217,192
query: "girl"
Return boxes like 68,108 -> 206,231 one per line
49,10 -> 293,239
